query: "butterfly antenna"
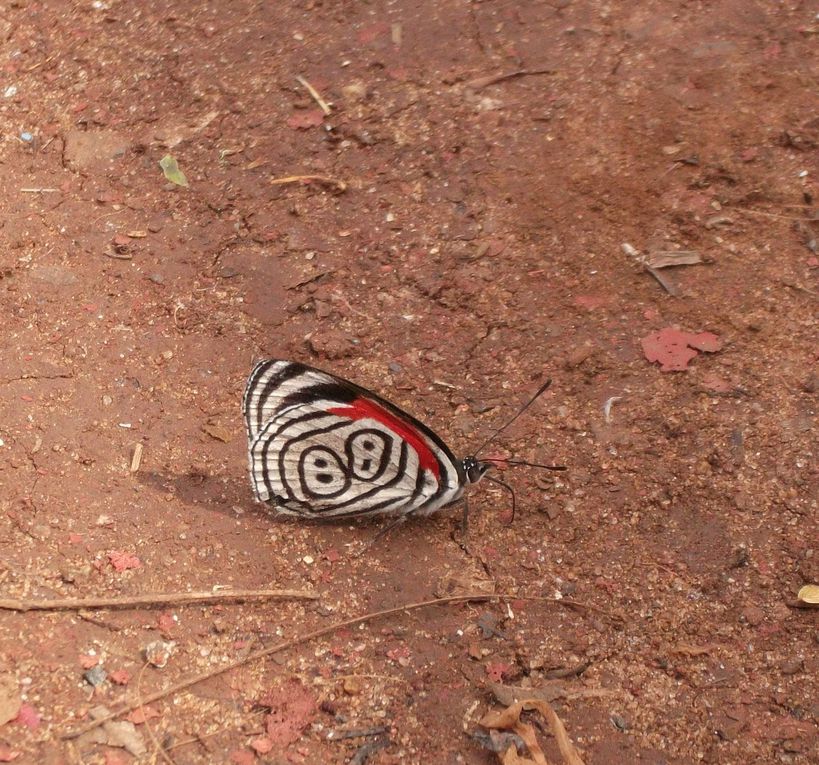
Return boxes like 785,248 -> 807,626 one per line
483,458 -> 567,471
483,474 -> 516,523
473,378 -> 553,457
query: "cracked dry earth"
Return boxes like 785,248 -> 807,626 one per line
0,1 -> 817,764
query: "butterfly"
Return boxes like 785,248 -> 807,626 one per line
243,359 -> 564,522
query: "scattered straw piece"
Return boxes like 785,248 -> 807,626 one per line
296,75 -> 331,115
466,68 -> 556,91
270,174 -> 346,192
130,443 -> 143,473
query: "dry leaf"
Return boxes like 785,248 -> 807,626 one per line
797,584 -> 819,604
159,154 -> 189,187
488,681 -> 564,706
641,328 -> 722,372
435,567 -> 495,597
202,422 -> 232,442
83,706 -> 147,758
481,698 -> 585,765
109,669 -> 131,686
126,706 -> 161,725
107,550 -> 142,572
0,745 -> 21,762
645,251 -> 702,269
501,745 -> 537,765
669,644 -> 715,656
0,674 -> 21,725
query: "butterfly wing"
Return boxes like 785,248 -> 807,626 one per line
243,360 -> 466,518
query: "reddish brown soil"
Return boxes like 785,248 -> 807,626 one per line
1,2 -> 817,764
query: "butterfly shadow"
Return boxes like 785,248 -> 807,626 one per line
135,467 -> 275,524
135,467 -> 461,554
133,466 -> 397,530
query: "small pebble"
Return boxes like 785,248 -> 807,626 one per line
302,555 -> 314,565
741,605 -> 764,626
144,640 -> 175,668
84,666 -> 107,687
780,658 -> 804,675
343,677 -> 362,695
610,714 -> 629,731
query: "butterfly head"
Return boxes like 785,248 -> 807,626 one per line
462,456 -> 492,485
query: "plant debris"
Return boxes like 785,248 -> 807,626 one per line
349,734 -> 390,765
641,327 -> 723,371
270,174 -> 347,192
202,421 -> 232,442
0,675 -> 21,725
480,698 -> 585,765
644,250 -> 703,269
158,154 -> 189,187
797,584 -> 819,605
144,640 -> 175,669
0,745 -> 21,762
258,678 -> 317,748
79,706 -> 147,758
107,551 -> 142,572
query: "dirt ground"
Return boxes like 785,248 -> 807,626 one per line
1,1 -> 817,763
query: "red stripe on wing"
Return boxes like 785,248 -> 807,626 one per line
327,397 -> 441,479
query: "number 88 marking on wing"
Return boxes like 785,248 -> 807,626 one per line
294,429 -> 393,499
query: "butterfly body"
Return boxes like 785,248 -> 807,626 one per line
243,360 -> 488,519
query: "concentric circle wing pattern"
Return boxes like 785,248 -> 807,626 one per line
243,360 -> 465,518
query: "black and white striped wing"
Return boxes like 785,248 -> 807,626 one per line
243,360 -> 465,518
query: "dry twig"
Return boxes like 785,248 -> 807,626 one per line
270,174 -> 346,192
62,593 -> 612,740
137,662 -> 175,765
466,68 -> 556,91
0,588 -> 317,613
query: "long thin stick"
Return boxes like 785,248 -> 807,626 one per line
61,592 -> 609,740
0,588 -> 318,613
61,595 -> 492,739
465,68 -> 556,91
735,207 -> 811,222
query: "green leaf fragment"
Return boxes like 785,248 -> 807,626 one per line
159,154 -> 189,187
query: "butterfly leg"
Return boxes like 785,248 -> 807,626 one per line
356,514 -> 408,555
461,493 -> 470,536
